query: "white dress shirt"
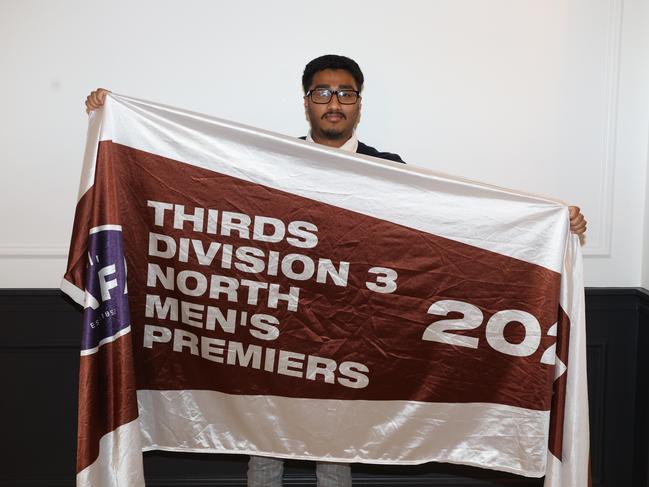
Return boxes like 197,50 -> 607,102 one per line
306,132 -> 359,153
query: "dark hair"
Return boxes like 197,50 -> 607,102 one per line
302,54 -> 364,93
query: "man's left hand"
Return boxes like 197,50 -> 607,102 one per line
569,206 -> 587,235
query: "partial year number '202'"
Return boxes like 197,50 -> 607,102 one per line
421,300 -> 557,364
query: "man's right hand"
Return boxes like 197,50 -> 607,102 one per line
85,88 -> 110,113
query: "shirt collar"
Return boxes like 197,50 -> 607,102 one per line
306,132 -> 359,153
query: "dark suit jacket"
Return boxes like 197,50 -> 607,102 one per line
356,141 -> 404,163
299,136 -> 405,164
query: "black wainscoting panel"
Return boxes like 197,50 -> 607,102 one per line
0,290 -> 81,487
634,292 -> 649,487
1,288 -> 648,486
585,289 -> 648,487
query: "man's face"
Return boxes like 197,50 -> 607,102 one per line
304,69 -> 362,147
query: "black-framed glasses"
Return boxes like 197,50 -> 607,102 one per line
306,89 -> 360,105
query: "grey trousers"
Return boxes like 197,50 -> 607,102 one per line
247,456 -> 352,486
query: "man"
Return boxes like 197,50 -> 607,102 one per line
84,54 -> 587,487
299,55 -> 404,163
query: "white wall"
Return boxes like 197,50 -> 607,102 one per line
645,150 -> 649,287
1,0 -> 647,288
635,0 -> 649,290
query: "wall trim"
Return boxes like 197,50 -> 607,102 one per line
0,245 -> 68,258
580,0 -> 623,256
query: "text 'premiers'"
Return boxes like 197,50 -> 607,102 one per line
143,200 -> 379,389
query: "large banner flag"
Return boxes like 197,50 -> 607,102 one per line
62,93 -> 589,486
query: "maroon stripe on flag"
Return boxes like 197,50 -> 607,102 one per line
99,141 -> 564,412
548,307 -> 571,459
76,333 -> 139,473
64,142 -> 123,292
